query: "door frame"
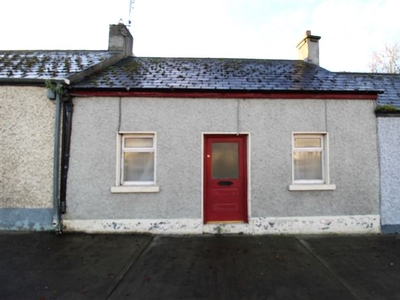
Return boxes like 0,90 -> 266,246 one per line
202,133 -> 250,224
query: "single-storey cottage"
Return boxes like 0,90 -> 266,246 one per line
63,30 -> 384,234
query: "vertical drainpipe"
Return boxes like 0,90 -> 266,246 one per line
48,79 -> 70,233
60,98 -> 73,214
52,83 -> 62,233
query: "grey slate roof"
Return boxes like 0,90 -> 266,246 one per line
72,57 -> 400,108
1,51 -> 398,108
0,50 -> 119,81
72,57 -> 380,92
338,72 -> 400,108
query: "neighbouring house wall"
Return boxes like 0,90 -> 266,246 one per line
378,117 -> 400,234
0,86 -> 54,230
65,97 -> 379,234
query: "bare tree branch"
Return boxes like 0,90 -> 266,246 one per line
369,43 -> 400,73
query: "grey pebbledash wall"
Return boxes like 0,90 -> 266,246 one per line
65,96 -> 379,233
378,117 -> 400,234
0,86 -> 54,230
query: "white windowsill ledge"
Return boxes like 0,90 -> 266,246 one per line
288,184 -> 336,191
111,185 -> 160,193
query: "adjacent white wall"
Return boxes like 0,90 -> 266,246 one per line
65,96 -> 380,234
378,117 -> 400,233
0,86 -> 54,230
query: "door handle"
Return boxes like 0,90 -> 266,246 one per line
218,181 -> 233,186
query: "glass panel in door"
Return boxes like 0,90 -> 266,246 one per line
211,143 -> 239,179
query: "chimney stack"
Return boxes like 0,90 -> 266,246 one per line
296,30 -> 321,65
108,23 -> 133,57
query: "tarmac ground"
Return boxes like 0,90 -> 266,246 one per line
1,232 -> 400,300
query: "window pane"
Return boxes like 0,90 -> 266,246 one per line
294,137 -> 321,148
124,152 -> 154,182
212,143 -> 239,179
294,151 -> 322,180
125,138 -> 153,148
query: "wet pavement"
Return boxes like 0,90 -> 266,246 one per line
1,233 -> 399,300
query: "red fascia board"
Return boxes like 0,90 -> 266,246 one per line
70,89 -> 379,100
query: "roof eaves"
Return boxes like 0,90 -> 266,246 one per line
69,86 -> 382,100
0,77 -> 70,86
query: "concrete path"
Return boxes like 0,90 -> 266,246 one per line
1,233 -> 399,300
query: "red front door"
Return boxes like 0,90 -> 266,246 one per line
204,135 -> 248,223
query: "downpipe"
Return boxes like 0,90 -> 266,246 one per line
52,84 -> 62,233
47,78 -> 70,234
60,98 -> 73,215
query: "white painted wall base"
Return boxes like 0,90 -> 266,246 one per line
63,215 -> 380,235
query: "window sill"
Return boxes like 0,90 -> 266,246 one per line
288,184 -> 336,191
111,185 -> 160,193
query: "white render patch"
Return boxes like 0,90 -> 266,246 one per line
250,215 -> 379,235
63,219 -> 204,234
63,215 -> 380,235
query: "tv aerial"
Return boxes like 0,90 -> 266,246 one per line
128,0 -> 135,26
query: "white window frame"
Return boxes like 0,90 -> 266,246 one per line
289,132 -> 336,191
111,132 -> 160,193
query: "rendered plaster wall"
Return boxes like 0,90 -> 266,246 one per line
244,99 -> 379,218
378,117 -> 400,233
0,86 -> 54,230
66,97 -> 379,225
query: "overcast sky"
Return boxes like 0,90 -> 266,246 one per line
1,0 -> 399,72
